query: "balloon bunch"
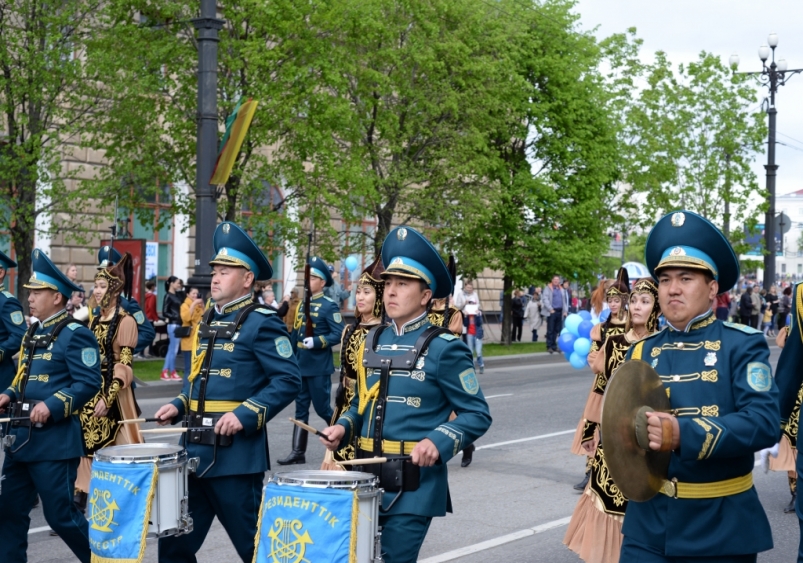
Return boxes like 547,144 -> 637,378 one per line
558,310 -> 599,369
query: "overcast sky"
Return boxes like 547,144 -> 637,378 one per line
575,0 -> 803,199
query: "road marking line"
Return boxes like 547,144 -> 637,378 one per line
29,525 -> 51,535
477,429 -> 574,450
484,394 -> 513,399
418,516 -> 571,562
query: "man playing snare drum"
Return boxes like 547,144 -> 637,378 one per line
320,226 -> 492,563
154,222 -> 301,563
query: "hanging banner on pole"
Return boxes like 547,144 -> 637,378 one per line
210,97 -> 259,186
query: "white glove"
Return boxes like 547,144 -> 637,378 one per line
303,337 -> 314,349
770,442 -> 780,458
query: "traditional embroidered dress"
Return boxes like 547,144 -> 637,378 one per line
564,278 -> 661,563
76,254 -> 142,493
331,256 -> 384,462
571,269 -> 630,457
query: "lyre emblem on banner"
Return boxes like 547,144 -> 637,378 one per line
267,518 -> 314,563
88,489 -> 120,533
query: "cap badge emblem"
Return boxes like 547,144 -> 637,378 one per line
392,257 -> 404,265
34,249 -> 39,258
222,223 -> 230,234
670,246 -> 686,256
671,212 -> 686,227
397,228 -> 407,240
219,248 -> 228,255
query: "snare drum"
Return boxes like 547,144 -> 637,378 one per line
94,443 -> 193,537
270,470 -> 382,563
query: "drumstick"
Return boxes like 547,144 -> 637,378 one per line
139,427 -> 218,434
119,418 -> 162,425
289,418 -> 324,437
0,416 -> 32,424
336,456 -> 412,466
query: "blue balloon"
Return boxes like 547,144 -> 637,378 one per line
565,314 -> 582,336
560,327 -> 568,336
599,309 -> 611,322
573,337 -> 591,356
569,352 -> 587,370
558,332 -> 577,354
577,320 -> 593,339
345,256 -> 359,271
564,351 -> 573,362
578,310 -> 592,321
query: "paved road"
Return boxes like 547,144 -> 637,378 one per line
18,343 -> 799,562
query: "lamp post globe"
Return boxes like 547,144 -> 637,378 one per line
759,45 -> 770,62
767,32 -> 779,48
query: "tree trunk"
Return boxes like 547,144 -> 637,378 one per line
501,274 -> 512,346
375,205 -> 393,257
12,175 -> 37,315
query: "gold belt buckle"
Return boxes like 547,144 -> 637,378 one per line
661,477 -> 678,499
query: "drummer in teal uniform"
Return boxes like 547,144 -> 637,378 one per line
619,210 -> 779,563
277,256 -> 344,465
320,226 -> 492,563
95,245 -> 156,356
0,250 -> 26,389
0,249 -> 101,563
154,222 -> 301,563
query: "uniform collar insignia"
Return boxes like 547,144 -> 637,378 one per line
667,309 -> 715,333
42,309 -> 69,328
217,294 -> 253,315
312,292 -> 325,300
392,311 -> 429,336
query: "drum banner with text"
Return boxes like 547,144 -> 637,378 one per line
254,482 -> 358,563
88,460 -> 158,563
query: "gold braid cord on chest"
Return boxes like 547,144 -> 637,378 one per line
333,325 -> 371,461
79,321 -> 123,454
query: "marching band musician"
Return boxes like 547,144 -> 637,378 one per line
154,222 -> 301,563
74,252 -> 143,511
618,211 -> 778,563
330,255 -> 385,463
320,226 -> 492,563
0,249 -> 101,563
94,246 -> 156,357
278,256 -> 344,465
564,278 -> 661,563
0,250 -> 26,390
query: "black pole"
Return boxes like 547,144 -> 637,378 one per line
187,0 -> 223,294
763,64 -> 778,291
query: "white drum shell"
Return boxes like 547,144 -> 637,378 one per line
94,443 -> 192,537
270,470 -> 382,563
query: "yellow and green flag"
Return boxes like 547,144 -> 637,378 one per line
210,97 -> 259,186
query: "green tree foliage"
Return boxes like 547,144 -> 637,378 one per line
454,0 -> 623,343
617,51 -> 766,253
0,0 -> 115,296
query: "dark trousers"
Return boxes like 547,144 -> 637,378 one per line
621,536 -> 757,563
379,514 -> 432,563
294,373 -> 334,424
750,314 -> 759,329
740,314 -> 751,326
715,307 -> 729,321
159,472 -> 263,563
0,457 -> 90,563
511,318 -> 523,342
546,309 -> 563,350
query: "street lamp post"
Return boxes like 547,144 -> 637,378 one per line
731,33 -> 803,289
187,0 -> 223,292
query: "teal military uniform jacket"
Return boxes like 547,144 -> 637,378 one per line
2,310 -> 101,462
622,310 -> 778,557
170,295 -> 301,478
0,290 -> 26,390
337,313 -> 492,517
289,292 -> 344,377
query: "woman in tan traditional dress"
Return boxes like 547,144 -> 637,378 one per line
564,278 -> 661,563
570,269 -> 630,489
328,256 -> 385,463
74,253 -> 142,509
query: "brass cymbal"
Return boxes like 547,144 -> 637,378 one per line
601,359 -> 671,502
